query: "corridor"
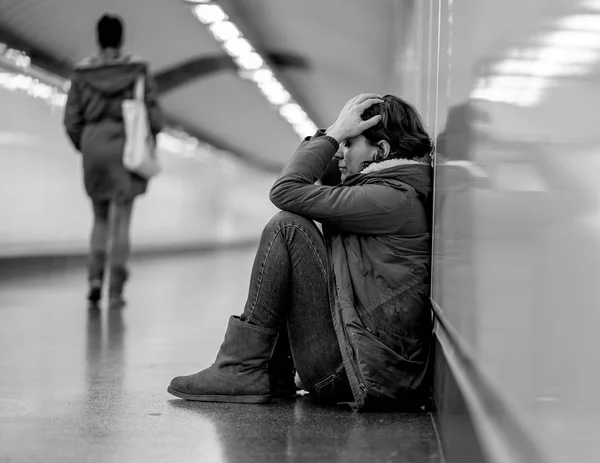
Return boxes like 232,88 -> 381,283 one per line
0,251 -> 440,462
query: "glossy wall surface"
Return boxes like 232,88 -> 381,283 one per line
398,1 -> 600,462
0,66 -> 278,256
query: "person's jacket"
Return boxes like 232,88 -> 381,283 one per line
270,131 -> 433,411
64,53 -> 164,200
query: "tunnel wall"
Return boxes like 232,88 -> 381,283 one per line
0,65 -> 279,257
398,1 -> 600,462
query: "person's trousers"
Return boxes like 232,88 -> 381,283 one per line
88,199 -> 134,283
241,211 -> 352,401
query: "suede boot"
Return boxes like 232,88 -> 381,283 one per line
108,266 -> 129,309
168,316 -> 278,403
87,279 -> 103,310
87,252 -> 105,309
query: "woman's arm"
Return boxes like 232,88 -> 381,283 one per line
269,136 -> 410,234
144,68 -> 165,137
318,156 -> 342,186
64,74 -> 84,151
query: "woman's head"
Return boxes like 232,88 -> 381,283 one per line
97,14 -> 124,50
335,95 -> 432,181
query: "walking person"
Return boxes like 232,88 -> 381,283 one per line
64,14 -> 164,309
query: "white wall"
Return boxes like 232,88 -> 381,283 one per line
0,79 -> 279,256
402,1 -> 600,461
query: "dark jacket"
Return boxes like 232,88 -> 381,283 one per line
270,131 -> 433,411
64,53 -> 164,201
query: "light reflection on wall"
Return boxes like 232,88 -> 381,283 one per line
471,5 -> 600,107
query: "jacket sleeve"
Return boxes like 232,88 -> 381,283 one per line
318,156 -> 342,186
63,74 -> 84,151
144,68 -> 165,137
269,136 -> 411,234
296,130 -> 342,186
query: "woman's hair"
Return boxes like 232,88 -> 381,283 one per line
97,14 -> 124,49
360,95 -> 433,166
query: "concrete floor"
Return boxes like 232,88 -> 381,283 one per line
0,250 -> 441,463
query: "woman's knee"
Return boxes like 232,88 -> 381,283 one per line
264,211 -> 316,234
259,212 -> 325,260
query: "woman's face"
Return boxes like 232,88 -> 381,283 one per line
334,135 -> 377,182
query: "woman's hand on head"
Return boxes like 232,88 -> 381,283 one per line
326,94 -> 384,143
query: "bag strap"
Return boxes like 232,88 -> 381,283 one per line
134,75 -> 145,102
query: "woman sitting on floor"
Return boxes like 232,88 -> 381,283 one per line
168,93 -> 434,412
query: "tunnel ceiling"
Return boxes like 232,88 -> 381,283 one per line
0,0 -> 409,169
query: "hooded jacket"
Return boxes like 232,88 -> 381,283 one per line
64,53 -> 164,201
270,131 -> 433,411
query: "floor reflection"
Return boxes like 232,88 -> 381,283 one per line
0,253 -> 440,462
84,307 -> 127,441
168,397 -> 439,463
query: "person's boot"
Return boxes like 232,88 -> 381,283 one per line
87,279 -> 103,310
168,316 -> 279,403
269,327 -> 298,399
108,265 -> 129,309
87,252 -> 105,310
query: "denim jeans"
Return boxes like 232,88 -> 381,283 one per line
241,211 -> 352,401
88,199 -> 134,282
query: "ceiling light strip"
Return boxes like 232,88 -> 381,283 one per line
189,2 -> 317,138
0,43 -> 68,107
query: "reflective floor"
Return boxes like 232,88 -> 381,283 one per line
0,250 -> 440,463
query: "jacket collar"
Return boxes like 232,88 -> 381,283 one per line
360,157 -> 431,175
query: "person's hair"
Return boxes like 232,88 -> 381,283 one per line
97,14 -> 124,49
360,95 -> 433,168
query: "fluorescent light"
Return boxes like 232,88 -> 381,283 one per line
237,67 -> 279,87
0,42 -> 31,68
471,86 -> 520,105
157,132 -> 205,159
493,58 -> 584,77
488,75 -> 545,90
536,46 -> 597,65
157,133 -> 185,153
193,4 -> 227,24
582,0 -> 600,10
255,73 -> 276,87
246,68 -> 274,84
223,37 -> 253,57
234,52 -> 264,70
31,82 -> 53,99
259,80 -> 290,105
493,59 -> 536,75
187,2 -> 317,138
280,103 -> 307,125
294,122 -> 317,138
0,72 -> 66,107
265,91 -> 290,105
470,75 -> 546,106
209,21 -> 240,42
558,14 -> 600,32
541,30 -> 600,48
